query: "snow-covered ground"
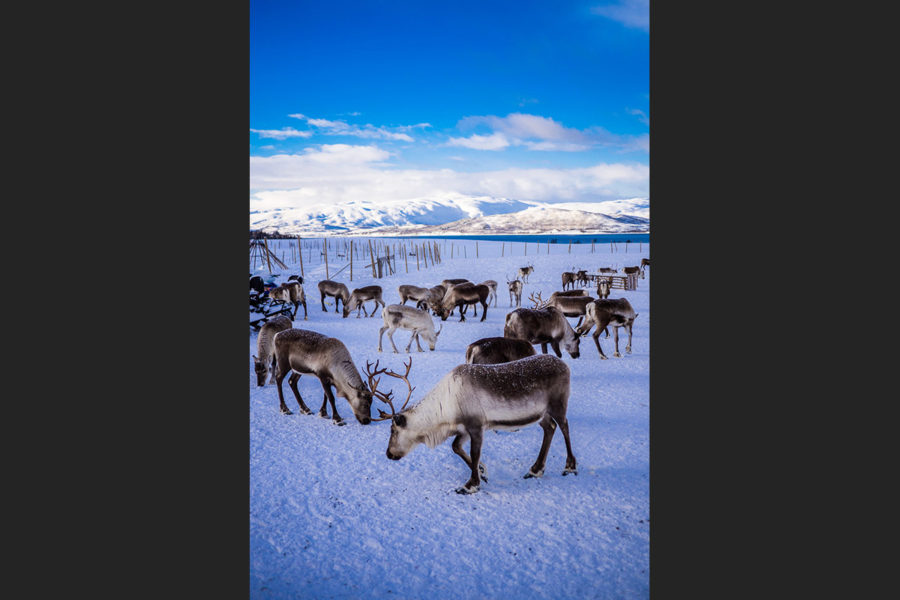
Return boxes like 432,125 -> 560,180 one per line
250,237 -> 650,599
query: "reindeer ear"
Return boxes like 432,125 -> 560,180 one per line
393,414 -> 407,427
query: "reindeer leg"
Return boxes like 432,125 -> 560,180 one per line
480,300 -> 487,322
302,300 -> 307,320
456,428 -> 484,494
471,303 -> 477,317
452,433 -> 487,483
550,341 -> 563,358
551,411 -> 577,476
525,414 -> 557,479
275,368 -> 293,415
575,315 -> 584,328
613,326 -> 622,358
626,322 -> 633,354
321,292 -> 328,312
320,381 -> 345,426
287,373 -> 312,415
386,327 -> 400,353
378,324 -> 389,352
318,394 -> 329,418
540,343 -> 548,354
458,304 -> 466,322
593,325 -> 609,359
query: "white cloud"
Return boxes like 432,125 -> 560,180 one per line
249,127 -> 313,140
287,113 -> 418,142
250,143 -> 648,209
591,0 -> 649,32
627,108 -> 650,126
445,132 -> 511,150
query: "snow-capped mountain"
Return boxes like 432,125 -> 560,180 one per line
249,193 -> 648,235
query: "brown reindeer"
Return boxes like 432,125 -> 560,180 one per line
437,282 -> 489,322
575,270 -> 589,287
271,328 -> 374,425
596,277 -> 612,300
375,354 -> 577,494
547,293 -> 595,328
342,285 -> 386,318
561,271 -> 577,291
252,315 -> 293,386
318,280 -> 350,313
598,267 -> 617,274
504,306 -> 581,359
640,258 -> 650,278
465,336 -> 536,364
282,280 -> 308,320
397,284 -> 434,310
575,298 -> 638,359
507,278 -> 523,308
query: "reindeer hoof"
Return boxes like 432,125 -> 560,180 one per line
478,463 -> 489,483
614,352 -> 622,358
524,469 -> 544,479
280,408 -> 293,415
600,355 -> 608,360
334,419 -> 346,427
455,484 -> 479,494
318,411 -> 328,418
299,408 -> 312,415
563,467 -> 578,476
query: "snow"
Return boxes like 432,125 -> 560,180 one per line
250,237 -> 649,599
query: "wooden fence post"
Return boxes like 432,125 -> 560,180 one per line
368,239 -> 377,277
323,238 -> 329,279
297,237 -> 304,278
350,241 -> 353,281
404,243 -> 408,273
263,238 -> 273,273
415,245 -> 419,271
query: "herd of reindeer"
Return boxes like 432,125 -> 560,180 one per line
250,257 -> 648,494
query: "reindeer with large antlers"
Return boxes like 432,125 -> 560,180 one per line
374,355 -> 577,494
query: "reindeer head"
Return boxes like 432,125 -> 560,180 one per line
419,322 -> 442,351
251,355 -> 269,387
365,358 -> 421,459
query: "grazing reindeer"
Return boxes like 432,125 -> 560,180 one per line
518,264 -> 534,283
283,280 -> 308,320
424,284 -> 448,315
375,354 -> 577,494
575,270 -> 589,287
576,299 -> 638,359
397,284 -> 434,309
318,280 -> 350,313
479,280 -> 498,307
561,271 -> 577,291
251,315 -> 292,386
504,305 -> 581,359
547,293 -> 595,328
439,279 -> 470,317
465,336 -> 536,364
342,285 -> 386,318
507,278 -> 523,308
551,289 -> 588,297
437,282 -> 489,322
378,304 -> 443,353
271,328 -> 374,425
623,266 -> 641,276
640,258 -> 650,278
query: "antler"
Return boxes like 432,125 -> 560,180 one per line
366,357 -> 416,421
529,290 -> 549,309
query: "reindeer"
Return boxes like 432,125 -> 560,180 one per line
575,298 -> 638,359
378,305 -> 443,353
479,280 -> 498,307
575,270 -> 589,287
436,282 -> 489,322
504,303 -> 581,359
371,355 -> 577,494
342,285 -> 386,318
282,280 -> 308,320
397,284 -> 434,310
547,293 -> 595,328
561,271 -> 577,291
518,264 -> 534,283
596,277 -> 612,300
507,278 -> 523,308
271,328 -> 374,425
251,315 -> 292,386
438,279 -> 470,317
551,289 -> 589,297
424,284 -> 448,315
465,336 -> 536,364
598,267 -> 617,274
318,280 -> 351,313
640,258 -> 650,278
623,266 -> 641,276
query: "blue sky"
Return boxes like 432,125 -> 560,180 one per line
250,0 -> 648,205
